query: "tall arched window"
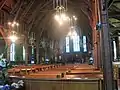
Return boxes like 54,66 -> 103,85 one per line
73,35 -> 80,52
83,36 -> 87,52
65,36 -> 70,53
23,46 -> 25,61
10,43 -> 15,61
113,40 -> 117,60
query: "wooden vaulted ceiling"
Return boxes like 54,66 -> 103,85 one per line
1,0 -> 120,38
108,0 -> 120,36
1,0 -> 120,36
0,0 -> 93,39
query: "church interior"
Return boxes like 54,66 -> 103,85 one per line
0,0 -> 120,90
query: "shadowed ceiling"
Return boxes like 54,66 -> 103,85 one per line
0,0 -> 93,40
108,0 -> 120,37
1,0 -> 119,39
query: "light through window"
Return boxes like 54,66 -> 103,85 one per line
113,40 -> 117,60
65,37 -> 70,53
10,43 -> 15,61
23,46 -> 25,61
83,36 -> 87,52
73,35 -> 80,52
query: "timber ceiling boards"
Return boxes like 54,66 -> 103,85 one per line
1,0 -> 93,39
108,0 -> 120,34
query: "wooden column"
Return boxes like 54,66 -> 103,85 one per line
92,0 -> 99,69
97,32 -> 101,68
94,31 -> 101,69
92,0 -> 101,69
99,0 -> 114,90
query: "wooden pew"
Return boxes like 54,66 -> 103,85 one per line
8,64 -> 102,79
8,64 -> 61,76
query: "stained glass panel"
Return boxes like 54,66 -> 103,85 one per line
83,36 -> 87,52
113,41 -> 117,59
65,37 -> 70,53
10,43 -> 15,61
73,36 -> 80,52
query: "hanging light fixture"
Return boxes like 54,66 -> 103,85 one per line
53,0 -> 69,25
53,0 -> 67,11
8,21 -> 19,42
9,31 -> 18,43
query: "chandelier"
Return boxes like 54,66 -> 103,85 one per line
53,0 -> 78,39
9,31 -> 18,43
8,21 -> 19,43
53,0 -> 68,25
53,0 -> 67,10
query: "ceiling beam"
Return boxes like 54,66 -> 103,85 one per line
28,2 -> 52,33
20,0 -> 35,19
113,1 -> 120,4
29,13 -> 46,32
110,5 -> 120,12
109,12 -> 120,17
10,0 -> 21,14
110,27 -> 120,30
0,0 -> 7,10
108,0 -> 114,8
109,21 -> 117,27
111,22 -> 120,24
27,0 -> 52,24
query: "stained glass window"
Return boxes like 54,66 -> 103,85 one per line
83,36 -> 87,52
23,46 -> 25,61
73,35 -> 80,52
113,40 -> 117,59
10,43 -> 15,61
31,46 -> 35,64
65,37 -> 70,53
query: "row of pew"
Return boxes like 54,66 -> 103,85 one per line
8,64 -> 61,76
8,64 -> 103,79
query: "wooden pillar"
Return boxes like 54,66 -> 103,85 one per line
99,0 -> 114,90
97,32 -> 101,68
92,0 -> 102,69
93,29 -> 98,68
93,31 -> 101,69
94,31 -> 100,69
92,0 -> 99,69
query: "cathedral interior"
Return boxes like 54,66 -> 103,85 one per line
0,0 -> 120,90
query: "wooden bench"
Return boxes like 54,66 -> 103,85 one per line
8,64 -> 61,76
8,64 -> 102,79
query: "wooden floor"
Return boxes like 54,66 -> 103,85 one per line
8,64 -> 103,79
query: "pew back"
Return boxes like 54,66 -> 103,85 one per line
11,77 -> 102,90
